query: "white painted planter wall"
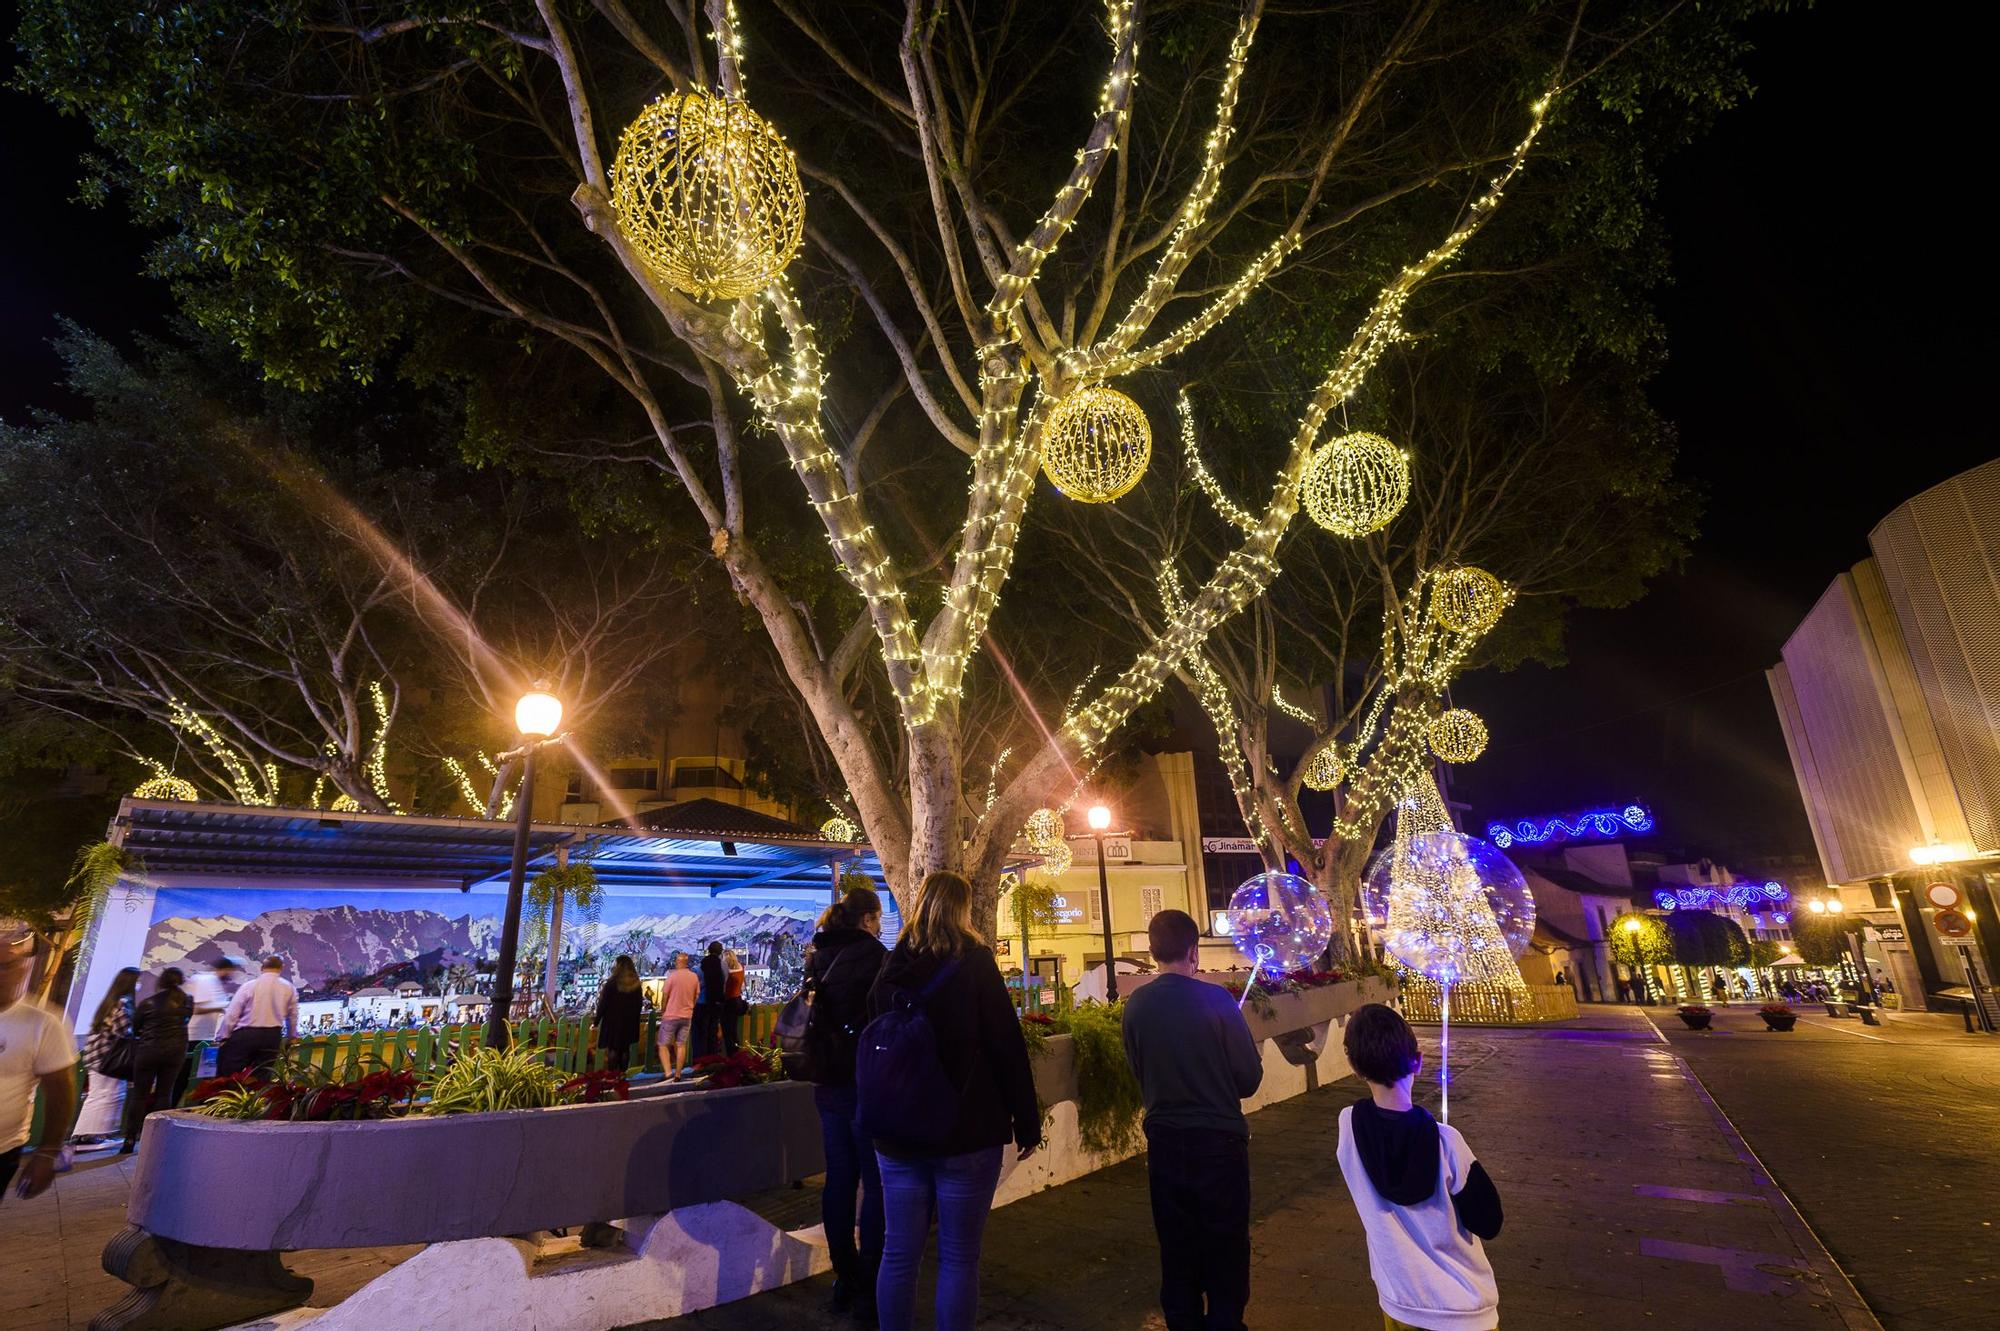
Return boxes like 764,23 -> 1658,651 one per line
246,976 -> 1392,1331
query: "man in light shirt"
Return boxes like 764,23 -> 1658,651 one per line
2,920 -> 76,1203
215,956 -> 298,1078
655,953 -> 700,1077
187,956 -> 241,1043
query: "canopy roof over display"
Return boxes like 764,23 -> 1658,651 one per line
110,796 -> 882,899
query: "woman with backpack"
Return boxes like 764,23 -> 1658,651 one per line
862,871 -> 1041,1331
802,886 -> 889,1317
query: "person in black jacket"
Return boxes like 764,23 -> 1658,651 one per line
593,955 -> 644,1072
691,941 -> 727,1063
802,886 -> 889,1317
121,968 -> 193,1154
865,870 -> 1040,1331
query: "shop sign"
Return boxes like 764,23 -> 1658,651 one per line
1202,835 -> 1326,854
1050,891 -> 1093,925
1869,924 -> 1907,943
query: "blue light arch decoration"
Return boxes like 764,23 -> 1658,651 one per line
1486,803 -> 1653,849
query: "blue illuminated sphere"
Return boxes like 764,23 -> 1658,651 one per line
1225,871 -> 1335,972
1362,832 -> 1536,980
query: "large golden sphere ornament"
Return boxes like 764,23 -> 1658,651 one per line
611,92 -> 805,302
133,775 -> 198,802
1039,840 -> 1075,877
1024,807 -> 1065,853
1301,745 -> 1342,792
1435,566 -> 1508,635
1301,432 -> 1410,538
820,815 -> 859,843
1427,709 -> 1489,764
1042,386 -> 1152,503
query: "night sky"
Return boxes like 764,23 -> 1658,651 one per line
2,6 -> 1991,865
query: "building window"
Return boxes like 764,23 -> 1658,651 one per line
672,764 -> 743,791
1869,879 -> 1892,910
565,775 -> 584,799
1140,886 -> 1164,924
607,767 -> 659,791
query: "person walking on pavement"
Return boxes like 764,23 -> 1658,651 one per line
121,968 -> 193,1155
1122,909 -> 1264,1331
593,955 -> 644,1072
803,887 -> 889,1318
215,956 -> 298,1078
720,946 -> 748,1054
70,967 -> 141,1151
655,953 -> 700,1076
865,870 -> 1041,1331
1,921 -> 77,1201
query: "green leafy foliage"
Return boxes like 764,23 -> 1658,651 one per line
1066,1002 -> 1144,1157
421,1044 -> 570,1115
1608,913 -> 1673,971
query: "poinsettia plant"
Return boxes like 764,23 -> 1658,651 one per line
692,1047 -> 784,1089
559,1068 -> 632,1103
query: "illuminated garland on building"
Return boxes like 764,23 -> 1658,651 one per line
1654,881 -> 1788,912
1487,803 -> 1653,849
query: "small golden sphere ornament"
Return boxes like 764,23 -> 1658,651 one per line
328,793 -> 362,812
133,775 -> 198,802
1302,432 -> 1410,537
1427,709 -> 1489,764
820,815 -> 859,843
611,91 -> 805,301
1042,386 -> 1152,503
1302,745 -> 1342,792
1434,566 -> 1508,635
1039,840 -> 1075,877
1024,807 -> 1065,853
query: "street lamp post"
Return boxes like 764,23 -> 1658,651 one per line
1088,804 -> 1117,1001
485,686 -> 563,1049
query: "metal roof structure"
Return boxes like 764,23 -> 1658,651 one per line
110,797 -> 878,899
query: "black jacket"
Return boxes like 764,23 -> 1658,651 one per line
698,953 -> 726,1007
803,926 -> 887,1085
594,982 -> 643,1052
866,942 -> 1040,1158
133,989 -> 192,1050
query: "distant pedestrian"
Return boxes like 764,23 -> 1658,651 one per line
1122,909 -> 1263,1331
864,870 -> 1040,1331
692,941 -> 727,1062
1336,1003 -> 1502,1331
187,956 -> 241,1045
720,947 -> 747,1054
2,921 -> 77,1201
655,953 -> 700,1076
802,887 -> 889,1317
122,968 -> 194,1155
215,956 -> 298,1078
71,967 -> 141,1151
593,955 -> 644,1072
1552,968 -> 1569,990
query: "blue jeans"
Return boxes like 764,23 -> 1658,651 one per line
875,1145 -> 1005,1331
814,1084 -> 883,1289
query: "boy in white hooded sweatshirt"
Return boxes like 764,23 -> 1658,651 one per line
1335,1003 -> 1503,1330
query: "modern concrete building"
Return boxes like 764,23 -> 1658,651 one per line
1768,457 -> 2000,1020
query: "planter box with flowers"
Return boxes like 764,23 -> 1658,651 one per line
1677,1004 -> 1713,1030
1759,1003 -> 1798,1032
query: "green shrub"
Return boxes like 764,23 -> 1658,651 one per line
421,1045 -> 569,1115
1066,1001 -> 1142,1156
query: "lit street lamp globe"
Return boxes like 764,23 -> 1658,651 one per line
1087,804 -> 1113,831
515,689 -> 564,738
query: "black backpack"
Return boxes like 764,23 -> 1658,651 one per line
855,957 -> 964,1145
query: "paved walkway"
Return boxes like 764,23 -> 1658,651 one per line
637,1007 -> 1875,1330
2,1007 -> 1900,1330
1659,1002 -> 2000,1329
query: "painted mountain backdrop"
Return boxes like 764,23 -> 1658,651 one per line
142,890 -> 820,994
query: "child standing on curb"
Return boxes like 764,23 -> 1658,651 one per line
1335,1003 -> 1503,1331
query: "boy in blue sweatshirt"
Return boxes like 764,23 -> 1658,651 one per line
1335,1003 -> 1503,1331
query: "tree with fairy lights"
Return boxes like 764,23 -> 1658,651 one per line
21,0 -> 1777,927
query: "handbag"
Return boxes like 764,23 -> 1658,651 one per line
89,1004 -> 139,1081
775,944 -> 855,1079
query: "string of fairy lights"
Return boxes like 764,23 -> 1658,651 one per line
601,7 -> 1558,843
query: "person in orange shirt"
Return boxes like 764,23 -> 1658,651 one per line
720,947 -> 748,1053
655,953 -> 701,1076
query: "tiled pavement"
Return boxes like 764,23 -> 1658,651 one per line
11,1005 -> 1978,1329
638,1007 -> 1878,1330
1660,1003 -> 2000,1330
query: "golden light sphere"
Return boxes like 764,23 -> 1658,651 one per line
820,815 -> 859,843
1302,745 -> 1342,792
1435,566 -> 1508,635
1039,840 -> 1075,877
329,793 -> 362,812
1024,807 -> 1065,853
1302,432 -> 1410,538
1427,709 -> 1489,764
1042,385 -> 1152,503
133,775 -> 198,802
611,91 -> 805,302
